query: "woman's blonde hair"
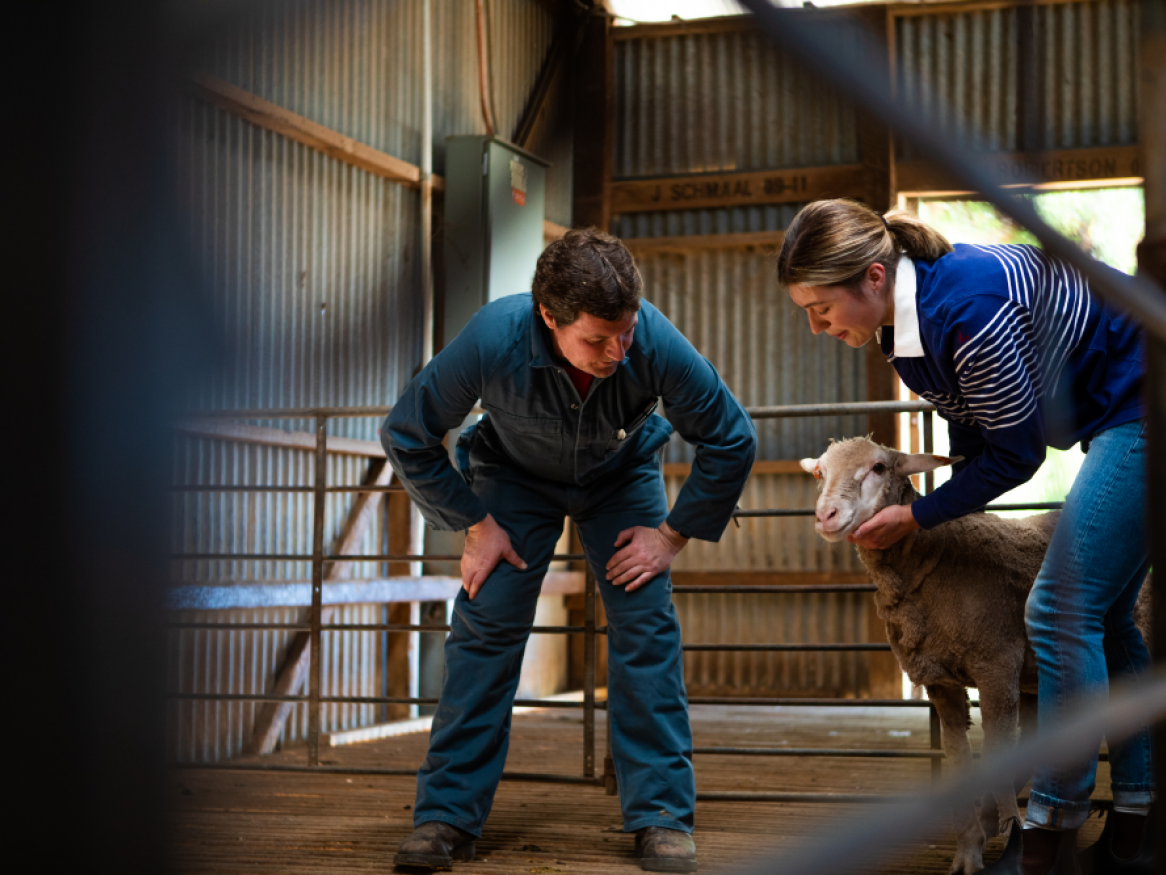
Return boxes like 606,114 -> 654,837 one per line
776,198 -> 952,290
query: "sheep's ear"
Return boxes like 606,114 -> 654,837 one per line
799,457 -> 821,479
895,453 -> 964,476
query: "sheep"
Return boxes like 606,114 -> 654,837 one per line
798,436 -> 1151,875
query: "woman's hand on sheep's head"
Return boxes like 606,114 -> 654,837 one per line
848,504 -> 921,549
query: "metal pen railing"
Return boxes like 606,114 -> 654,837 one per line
167,399 -> 1067,795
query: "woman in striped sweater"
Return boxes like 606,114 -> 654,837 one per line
778,198 -> 1152,875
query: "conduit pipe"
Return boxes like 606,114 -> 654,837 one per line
408,0 -> 436,717
475,0 -> 497,137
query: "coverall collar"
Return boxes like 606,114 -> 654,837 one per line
529,307 -> 559,368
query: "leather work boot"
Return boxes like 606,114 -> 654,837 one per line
393,821 -> 476,869
1079,810 -> 1157,875
979,820 -> 1080,875
635,826 -> 698,873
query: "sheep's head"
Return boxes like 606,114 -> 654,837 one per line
799,437 -> 960,543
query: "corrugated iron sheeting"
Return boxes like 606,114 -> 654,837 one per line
172,94 -> 421,441
612,203 -> 795,239
168,604 -> 386,762
638,248 -> 870,695
895,0 -> 1140,159
642,249 -> 868,468
170,436 -> 387,584
675,591 -> 868,698
196,0 -> 571,223
613,21 -> 862,178
166,1 -> 581,761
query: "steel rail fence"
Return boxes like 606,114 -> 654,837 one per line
167,400 -> 1046,788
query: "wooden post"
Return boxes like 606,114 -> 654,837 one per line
855,4 -> 901,700
384,489 -> 414,723
1137,0 -> 1166,852
572,10 -> 613,231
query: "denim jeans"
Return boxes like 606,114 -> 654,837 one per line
1024,419 -> 1154,830
413,444 -> 694,837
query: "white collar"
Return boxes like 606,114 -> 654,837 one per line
889,254 -> 923,357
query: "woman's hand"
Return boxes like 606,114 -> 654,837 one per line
461,514 -> 527,599
848,504 -> 920,550
605,522 -> 689,592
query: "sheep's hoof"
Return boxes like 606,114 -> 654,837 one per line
950,824 -> 986,875
947,848 -> 985,875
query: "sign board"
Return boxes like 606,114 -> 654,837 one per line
610,164 -> 867,213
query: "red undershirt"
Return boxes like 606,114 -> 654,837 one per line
562,361 -> 593,400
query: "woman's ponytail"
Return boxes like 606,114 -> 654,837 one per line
777,199 -> 952,290
883,208 -> 953,263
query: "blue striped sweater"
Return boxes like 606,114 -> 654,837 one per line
880,243 -> 1145,529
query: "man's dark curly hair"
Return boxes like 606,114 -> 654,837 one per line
532,228 -> 642,326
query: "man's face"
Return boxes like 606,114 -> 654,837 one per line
539,305 -> 638,378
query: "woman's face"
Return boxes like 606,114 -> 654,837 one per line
787,263 -> 892,349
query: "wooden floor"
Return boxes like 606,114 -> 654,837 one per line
170,704 -> 1109,874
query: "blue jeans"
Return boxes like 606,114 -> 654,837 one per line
1024,419 -> 1154,830
413,444 -> 694,837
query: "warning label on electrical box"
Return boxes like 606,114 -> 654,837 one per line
510,158 -> 527,207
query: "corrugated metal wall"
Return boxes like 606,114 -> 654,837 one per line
611,15 -> 873,698
613,20 -> 862,177
168,603 -> 384,761
197,0 -> 571,225
894,0 -> 1140,158
643,249 -> 868,696
180,0 -> 569,441
168,0 -> 573,760
170,438 -> 386,585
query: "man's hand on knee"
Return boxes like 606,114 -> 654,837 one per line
606,522 -> 688,592
462,514 -> 527,599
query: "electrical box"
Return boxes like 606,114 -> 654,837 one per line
443,136 -> 549,348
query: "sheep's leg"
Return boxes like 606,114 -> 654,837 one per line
926,684 -> 984,875
976,684 -> 1022,841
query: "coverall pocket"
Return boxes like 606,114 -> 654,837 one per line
606,399 -> 660,454
480,406 -> 564,473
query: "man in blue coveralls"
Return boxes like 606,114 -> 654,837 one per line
383,228 -> 755,873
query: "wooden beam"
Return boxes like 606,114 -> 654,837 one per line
247,460 -> 392,755
671,571 -> 870,587
326,461 -> 393,579
174,418 -> 386,457
855,4 -> 895,213
663,459 -> 807,477
514,6 -> 591,149
610,164 -> 867,215
191,75 -> 423,186
895,145 -> 1143,195
573,12 -> 614,230
187,80 -> 569,244
889,0 -> 1092,20
612,14 -> 751,41
623,230 -> 785,254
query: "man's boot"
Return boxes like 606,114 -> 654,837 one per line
394,821 -> 476,868
635,826 -> 697,873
